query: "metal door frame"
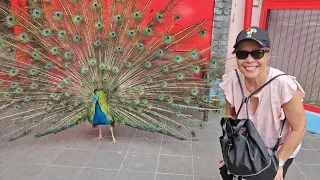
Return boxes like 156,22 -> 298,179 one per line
259,0 -> 320,112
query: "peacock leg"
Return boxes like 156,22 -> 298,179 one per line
96,126 -> 103,140
109,126 -> 118,144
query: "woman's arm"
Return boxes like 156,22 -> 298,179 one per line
277,90 -> 306,162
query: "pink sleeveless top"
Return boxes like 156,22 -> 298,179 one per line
219,67 -> 305,158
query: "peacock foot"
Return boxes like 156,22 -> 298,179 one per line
110,139 -> 118,144
96,135 -> 104,141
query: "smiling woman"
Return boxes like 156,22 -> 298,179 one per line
218,26 -> 306,180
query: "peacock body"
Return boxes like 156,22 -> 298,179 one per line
0,0 -> 223,142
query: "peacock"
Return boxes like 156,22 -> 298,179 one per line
0,0 -> 224,144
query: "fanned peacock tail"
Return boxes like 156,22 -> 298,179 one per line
0,0 -> 224,141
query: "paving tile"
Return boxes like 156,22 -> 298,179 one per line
35,133 -> 76,148
116,171 -> 155,180
51,149 -> 94,167
304,132 -> 320,138
6,136 -> 38,147
193,131 -> 220,143
296,164 -> 320,180
37,166 -> 82,180
193,157 -> 220,178
161,141 -> 192,156
77,168 -> 118,180
163,135 -> 191,141
194,176 -> 220,180
86,151 -> 125,169
121,153 -> 158,172
105,126 -> 136,138
201,121 -> 220,132
78,125 -> 107,136
304,136 -> 320,149
156,173 -> 193,180
134,130 -> 163,140
0,144 -> 33,162
63,124 -> 84,134
18,147 -> 62,165
0,143 -> 9,153
129,139 -> 161,154
284,163 -> 306,180
157,155 -> 193,175
294,149 -> 320,164
193,142 -> 221,158
301,140 -> 313,149
0,161 -> 9,176
0,163 -> 46,180
97,137 -> 132,152
66,134 -> 101,150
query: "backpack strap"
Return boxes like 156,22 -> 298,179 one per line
273,118 -> 287,152
234,69 -> 287,119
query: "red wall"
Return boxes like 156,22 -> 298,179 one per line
8,0 -> 214,79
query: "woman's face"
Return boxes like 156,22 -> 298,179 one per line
235,40 -> 270,79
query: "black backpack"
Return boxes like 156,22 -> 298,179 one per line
219,69 -> 287,180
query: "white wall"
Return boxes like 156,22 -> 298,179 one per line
224,0 -> 263,73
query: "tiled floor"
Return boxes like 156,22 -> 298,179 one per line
0,112 -> 319,180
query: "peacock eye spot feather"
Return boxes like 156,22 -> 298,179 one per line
32,9 -> 42,18
146,77 -> 153,83
6,16 -> 16,26
145,61 -> 152,68
161,65 -> 169,72
200,29 -> 207,36
156,49 -> 164,56
109,31 -> 117,38
155,13 -> 163,21
116,46 -> 122,52
125,61 -> 132,68
133,11 -> 141,19
129,30 -> 135,37
161,81 -> 168,88
65,62 -> 71,68
93,40 -> 101,47
164,35 -> 173,43
174,55 -> 184,63
136,43 -> 144,50
112,67 -> 119,73
42,29 -> 51,36
114,15 -> 122,22
174,14 -> 182,20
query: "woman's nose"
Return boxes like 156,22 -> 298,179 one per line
244,54 -> 256,63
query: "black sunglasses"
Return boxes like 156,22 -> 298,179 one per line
234,49 -> 269,60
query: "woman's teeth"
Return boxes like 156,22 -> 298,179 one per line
245,66 -> 257,71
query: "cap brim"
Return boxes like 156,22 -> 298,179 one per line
233,38 -> 268,48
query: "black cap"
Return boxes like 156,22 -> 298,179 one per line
233,26 -> 270,49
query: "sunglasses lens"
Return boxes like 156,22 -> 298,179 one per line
235,51 -> 249,59
251,50 -> 265,59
